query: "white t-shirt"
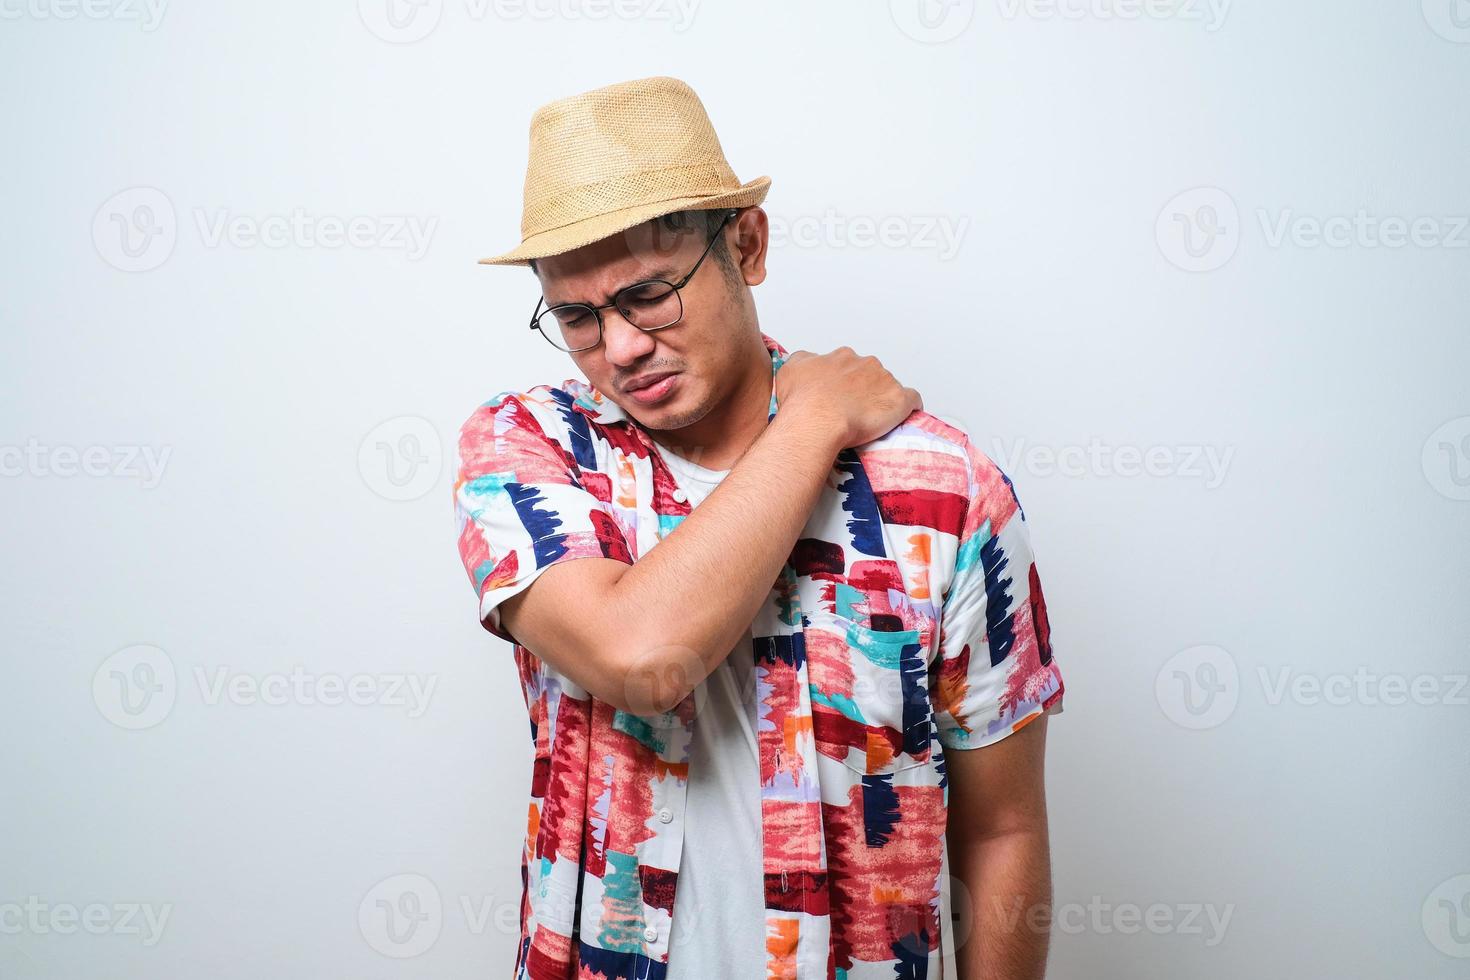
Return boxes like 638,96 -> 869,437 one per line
654,442 -> 767,980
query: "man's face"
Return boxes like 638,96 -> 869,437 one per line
534,216 -> 749,432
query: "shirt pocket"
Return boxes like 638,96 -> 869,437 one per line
803,609 -> 934,775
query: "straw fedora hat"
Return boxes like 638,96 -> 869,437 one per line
478,75 -> 771,267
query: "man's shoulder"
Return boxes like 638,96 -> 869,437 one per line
855,408 -> 982,480
454,377 -> 644,485
855,409 -> 1019,535
456,378 -> 592,446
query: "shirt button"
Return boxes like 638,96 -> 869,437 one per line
671,488 -> 688,504
657,807 -> 673,823
644,925 -> 658,942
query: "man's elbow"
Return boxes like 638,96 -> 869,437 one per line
602,625 -> 697,716
500,560 -> 694,715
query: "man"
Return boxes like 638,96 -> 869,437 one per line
453,75 -> 1065,980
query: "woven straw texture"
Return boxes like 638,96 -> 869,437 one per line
479,76 -> 770,266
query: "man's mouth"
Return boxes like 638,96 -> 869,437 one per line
624,373 -> 681,405
624,371 -> 677,393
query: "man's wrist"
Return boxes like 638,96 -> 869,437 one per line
770,402 -> 847,462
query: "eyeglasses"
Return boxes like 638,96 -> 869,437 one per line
528,208 -> 739,353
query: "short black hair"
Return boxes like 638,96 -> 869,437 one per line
529,207 -> 740,289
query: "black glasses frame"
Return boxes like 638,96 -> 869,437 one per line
528,208 -> 740,353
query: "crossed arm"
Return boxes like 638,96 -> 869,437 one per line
488,401 -> 848,714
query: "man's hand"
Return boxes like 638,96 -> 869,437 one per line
776,346 -> 924,449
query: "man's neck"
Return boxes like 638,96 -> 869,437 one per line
647,336 -> 773,471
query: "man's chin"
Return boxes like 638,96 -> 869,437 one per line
635,396 -> 712,434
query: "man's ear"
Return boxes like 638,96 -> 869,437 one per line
732,207 -> 769,287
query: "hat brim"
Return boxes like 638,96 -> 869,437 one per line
477,175 -> 771,267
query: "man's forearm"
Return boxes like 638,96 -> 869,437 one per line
951,829 -> 1053,980
610,405 -> 843,707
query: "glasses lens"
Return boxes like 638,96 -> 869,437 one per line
616,280 -> 681,330
537,305 -> 599,352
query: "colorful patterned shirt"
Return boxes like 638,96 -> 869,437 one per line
452,331 -> 1066,980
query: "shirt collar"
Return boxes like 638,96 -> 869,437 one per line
567,331 -> 791,428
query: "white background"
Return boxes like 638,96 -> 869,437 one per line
2,1 -> 1468,977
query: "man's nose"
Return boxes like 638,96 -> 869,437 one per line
599,307 -> 656,367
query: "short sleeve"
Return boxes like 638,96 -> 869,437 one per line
452,391 -> 634,645
929,436 -> 1064,750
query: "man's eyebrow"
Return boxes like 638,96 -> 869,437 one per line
547,265 -> 681,307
